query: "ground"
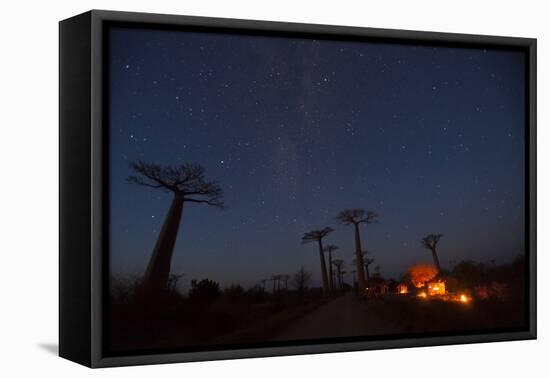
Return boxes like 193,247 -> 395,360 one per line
108,289 -> 526,353
273,292 -> 400,341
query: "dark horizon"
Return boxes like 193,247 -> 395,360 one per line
108,27 -> 526,291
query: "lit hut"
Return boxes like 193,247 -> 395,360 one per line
427,281 -> 446,296
396,283 -> 409,294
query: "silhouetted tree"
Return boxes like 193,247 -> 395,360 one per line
336,209 -> 378,293
166,273 -> 184,293
301,227 -> 334,295
365,257 -> 374,282
293,267 -> 312,295
271,275 -> 281,293
323,244 -> 339,290
340,270 -> 347,287
354,250 -> 374,284
421,233 -> 443,274
128,161 -> 224,292
332,259 -> 344,288
189,278 -> 221,301
224,284 -> 245,298
281,274 -> 290,290
110,274 -> 142,303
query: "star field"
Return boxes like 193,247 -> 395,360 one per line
108,27 -> 526,290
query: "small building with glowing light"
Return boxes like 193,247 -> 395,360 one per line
396,283 -> 409,294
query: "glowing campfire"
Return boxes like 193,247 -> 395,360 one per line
427,281 -> 445,296
409,264 -> 438,288
407,264 -> 471,304
397,284 -> 408,294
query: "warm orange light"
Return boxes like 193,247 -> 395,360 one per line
418,291 -> 427,298
459,294 -> 470,303
427,281 -> 446,296
397,284 -> 408,294
409,264 -> 438,288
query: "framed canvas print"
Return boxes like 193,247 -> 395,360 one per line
59,10 -> 536,368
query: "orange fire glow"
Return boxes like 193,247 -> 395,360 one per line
408,264 -> 438,288
427,281 -> 446,296
418,291 -> 427,298
397,284 -> 408,294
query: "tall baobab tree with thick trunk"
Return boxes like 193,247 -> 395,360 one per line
336,209 -> 378,293
127,161 -> 224,292
301,227 -> 333,295
323,244 -> 339,290
421,233 -> 443,274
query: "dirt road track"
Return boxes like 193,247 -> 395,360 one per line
273,292 -> 400,341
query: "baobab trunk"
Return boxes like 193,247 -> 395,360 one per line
317,240 -> 330,295
328,250 -> 334,290
353,223 -> 367,292
431,248 -> 442,274
143,193 -> 185,291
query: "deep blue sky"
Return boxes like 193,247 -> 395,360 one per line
108,26 -> 525,290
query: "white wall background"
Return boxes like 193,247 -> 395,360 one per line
0,0 -> 546,376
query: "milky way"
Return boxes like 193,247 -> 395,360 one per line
108,27 -> 526,290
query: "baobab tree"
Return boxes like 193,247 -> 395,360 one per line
301,227 -> 334,295
293,267 -> 311,295
281,274 -> 290,290
340,270 -> 346,287
332,259 -> 344,288
323,244 -> 339,290
271,274 -> 281,292
127,161 -> 224,292
354,250 -> 374,283
365,257 -> 374,282
421,233 -> 443,274
336,209 -> 378,292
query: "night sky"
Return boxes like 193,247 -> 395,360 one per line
108,26 -> 525,290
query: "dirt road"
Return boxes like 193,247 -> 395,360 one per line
272,292 -> 400,341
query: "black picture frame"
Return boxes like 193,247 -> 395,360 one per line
59,9 -> 537,368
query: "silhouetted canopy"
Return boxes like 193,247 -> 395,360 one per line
301,227 -> 334,244
336,209 -> 379,225
127,161 -> 224,208
421,234 -> 443,250
323,244 -> 339,253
